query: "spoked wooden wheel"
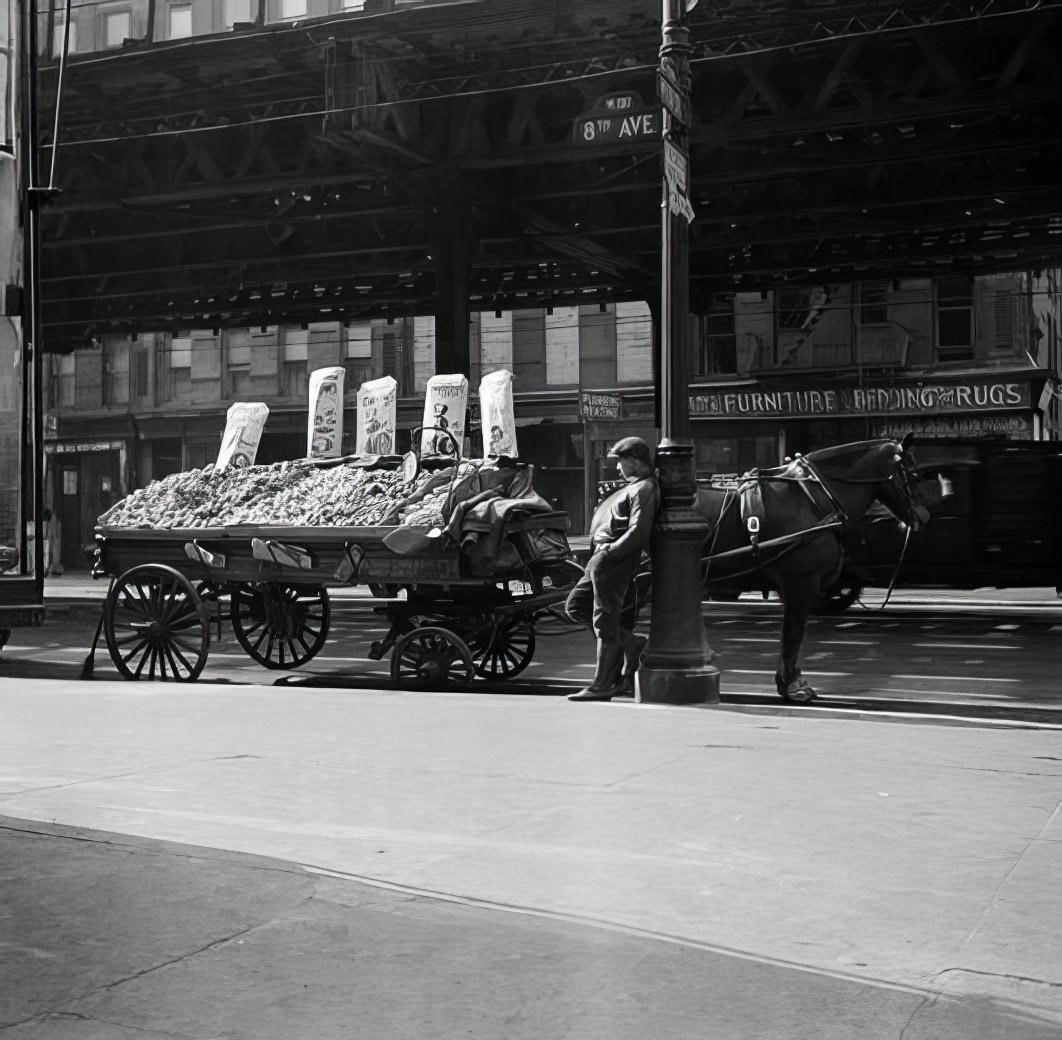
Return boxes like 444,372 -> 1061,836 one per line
230,583 -> 331,670
472,617 -> 536,680
104,564 -> 209,682
390,626 -> 474,690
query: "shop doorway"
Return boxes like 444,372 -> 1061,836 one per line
59,466 -> 81,568
60,451 -> 122,569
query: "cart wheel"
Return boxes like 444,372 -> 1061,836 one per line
391,626 -> 474,690
472,617 -> 536,680
230,583 -> 331,670
104,564 -> 209,682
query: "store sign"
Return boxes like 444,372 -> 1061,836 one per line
573,93 -> 659,146
47,440 -> 124,454
580,390 -> 623,420
689,380 -> 1031,419
873,415 -> 1033,439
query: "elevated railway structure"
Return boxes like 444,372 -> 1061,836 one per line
33,0 -> 1062,358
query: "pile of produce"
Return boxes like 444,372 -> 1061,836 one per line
97,460 -> 460,530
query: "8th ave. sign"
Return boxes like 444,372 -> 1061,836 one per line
573,93 -> 659,145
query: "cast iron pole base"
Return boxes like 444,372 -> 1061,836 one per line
639,442 -> 720,705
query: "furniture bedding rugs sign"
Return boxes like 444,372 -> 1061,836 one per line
690,379 -> 1031,419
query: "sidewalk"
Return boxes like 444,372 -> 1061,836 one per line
2,677 -> 1060,1037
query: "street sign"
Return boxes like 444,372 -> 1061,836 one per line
664,138 -> 696,223
657,72 -> 690,127
573,93 -> 659,145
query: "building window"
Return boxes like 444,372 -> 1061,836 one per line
282,328 -> 309,397
170,335 -> 192,369
56,354 -> 75,408
859,281 -> 888,324
936,277 -> 973,361
223,0 -> 253,27
133,347 -> 149,399
343,321 -> 373,391
994,290 -> 1015,351
63,469 -> 78,495
698,296 -> 737,375
102,337 -> 129,406
168,2 -> 193,38
53,16 -> 77,57
101,9 -> 131,48
777,288 -> 813,330
281,0 -> 306,17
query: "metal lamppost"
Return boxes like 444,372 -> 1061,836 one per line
637,0 -> 720,704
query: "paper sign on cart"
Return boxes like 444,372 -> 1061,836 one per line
479,369 -> 518,459
216,402 -> 269,471
356,376 -> 398,456
307,367 -> 346,458
419,374 -> 469,457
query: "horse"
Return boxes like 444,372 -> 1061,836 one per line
694,437 -> 927,702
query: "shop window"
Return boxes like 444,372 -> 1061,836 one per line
695,436 -> 777,480
167,2 -> 193,38
859,281 -> 888,324
936,276 -> 973,361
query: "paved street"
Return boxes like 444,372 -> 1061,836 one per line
5,575 -> 1062,723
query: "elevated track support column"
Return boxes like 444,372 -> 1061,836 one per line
433,173 -> 472,376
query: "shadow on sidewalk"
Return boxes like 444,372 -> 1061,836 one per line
3,816 -> 1059,1040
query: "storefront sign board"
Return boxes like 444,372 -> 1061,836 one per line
580,390 -> 623,420
690,379 -> 1032,419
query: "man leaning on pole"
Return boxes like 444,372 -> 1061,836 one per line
565,436 -> 660,702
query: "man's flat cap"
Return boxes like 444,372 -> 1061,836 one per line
608,436 -> 652,462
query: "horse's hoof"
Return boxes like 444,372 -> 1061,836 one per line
778,679 -> 816,704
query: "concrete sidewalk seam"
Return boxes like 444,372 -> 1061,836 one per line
298,863 -> 933,1000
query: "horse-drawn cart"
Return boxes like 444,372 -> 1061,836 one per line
89,460 -> 580,688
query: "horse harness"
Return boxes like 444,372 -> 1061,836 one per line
705,449 -> 915,600
704,458 -> 848,576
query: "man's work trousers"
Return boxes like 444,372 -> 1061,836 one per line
565,549 -> 641,646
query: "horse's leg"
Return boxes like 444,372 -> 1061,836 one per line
774,578 -> 818,703
770,539 -> 842,703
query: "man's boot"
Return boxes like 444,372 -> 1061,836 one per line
619,631 -> 648,697
568,641 -> 625,701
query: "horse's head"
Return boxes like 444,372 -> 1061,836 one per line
802,438 -> 929,531
879,439 -> 931,532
